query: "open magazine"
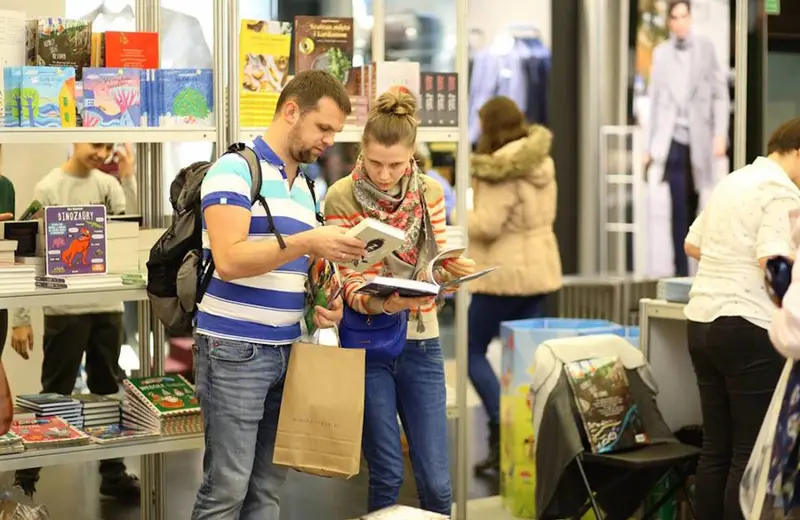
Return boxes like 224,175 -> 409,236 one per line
355,247 -> 497,298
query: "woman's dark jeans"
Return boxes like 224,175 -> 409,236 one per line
468,293 -> 546,425
688,316 -> 784,520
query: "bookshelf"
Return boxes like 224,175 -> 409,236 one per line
0,0 -> 473,517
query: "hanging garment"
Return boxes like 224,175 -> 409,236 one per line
467,37 -> 551,144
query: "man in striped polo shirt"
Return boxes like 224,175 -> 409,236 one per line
191,70 -> 367,520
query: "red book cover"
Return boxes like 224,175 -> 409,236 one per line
104,31 -> 159,68
12,418 -> 89,446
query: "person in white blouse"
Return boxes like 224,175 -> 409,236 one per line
683,117 -> 800,520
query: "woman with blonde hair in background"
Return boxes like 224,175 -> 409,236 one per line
325,87 -> 476,515
468,96 -> 563,475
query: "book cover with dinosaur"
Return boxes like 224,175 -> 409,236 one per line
44,205 -> 107,276
19,66 -> 76,128
80,67 -> 141,127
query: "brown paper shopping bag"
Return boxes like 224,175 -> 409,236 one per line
273,342 -> 365,478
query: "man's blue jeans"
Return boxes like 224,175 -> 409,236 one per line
190,335 -> 291,520
362,338 -> 452,515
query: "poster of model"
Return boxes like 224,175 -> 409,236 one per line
633,0 -> 731,277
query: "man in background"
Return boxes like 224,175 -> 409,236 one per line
12,143 -> 139,503
644,0 -> 730,276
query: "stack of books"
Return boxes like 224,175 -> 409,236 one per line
11,418 -> 90,450
72,394 -> 121,429
0,431 -> 25,454
0,240 -> 17,264
16,394 -> 83,428
122,375 -> 202,435
0,264 -> 36,295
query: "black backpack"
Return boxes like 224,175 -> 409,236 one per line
146,142 -> 322,336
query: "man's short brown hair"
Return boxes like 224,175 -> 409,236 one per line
274,70 -> 352,118
768,117 -> 800,155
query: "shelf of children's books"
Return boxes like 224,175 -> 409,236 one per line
0,127 -> 217,144
238,126 -> 460,145
0,433 -> 204,472
0,286 -> 147,310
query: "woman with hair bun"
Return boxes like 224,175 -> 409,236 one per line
325,87 -> 475,515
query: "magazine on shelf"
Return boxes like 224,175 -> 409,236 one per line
563,356 -> 650,454
355,247 -> 498,298
343,218 -> 406,273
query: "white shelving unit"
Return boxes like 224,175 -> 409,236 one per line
1,0 -> 472,517
639,298 -> 701,431
240,126 -> 460,144
0,433 -> 204,473
0,127 -> 217,144
0,286 -> 148,308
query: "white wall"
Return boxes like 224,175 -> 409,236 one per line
1,0 -> 66,397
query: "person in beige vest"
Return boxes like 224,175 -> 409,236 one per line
468,96 -> 563,475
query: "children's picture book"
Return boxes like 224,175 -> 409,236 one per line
27,18 -> 92,79
123,374 -> 200,417
44,205 -> 107,276
157,68 -> 213,126
344,218 -> 405,273
81,67 -> 141,127
12,417 -> 90,449
104,31 -> 159,69
304,257 -> 343,335
2,67 -> 22,127
239,19 -> 292,128
19,66 -> 76,128
355,247 -> 498,298
294,16 -> 354,88
563,356 -> 650,454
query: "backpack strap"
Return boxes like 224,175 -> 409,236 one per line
226,143 -> 287,250
303,173 -> 325,225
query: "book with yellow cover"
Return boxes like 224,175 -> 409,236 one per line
239,19 -> 292,128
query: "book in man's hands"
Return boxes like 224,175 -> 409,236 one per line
355,247 -> 498,298
344,218 -> 406,272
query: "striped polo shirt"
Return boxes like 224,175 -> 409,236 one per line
195,136 -> 317,345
